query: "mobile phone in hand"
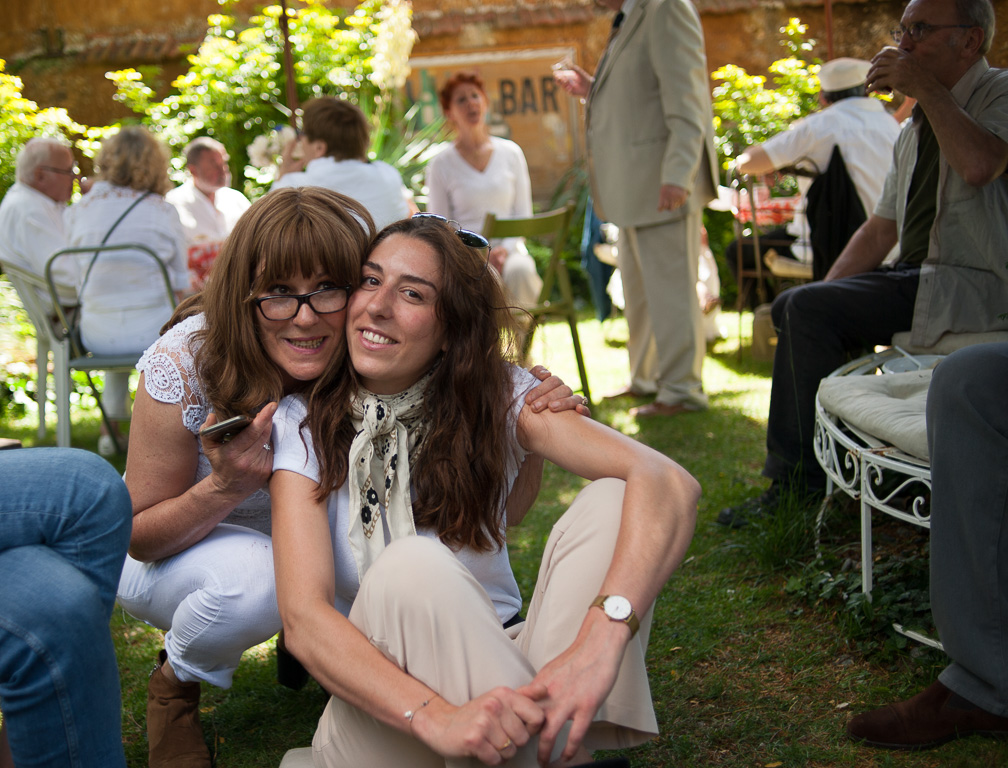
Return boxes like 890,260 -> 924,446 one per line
199,414 -> 252,442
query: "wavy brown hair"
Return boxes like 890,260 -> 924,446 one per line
171,187 -> 374,421
94,125 -> 173,196
312,216 -> 519,552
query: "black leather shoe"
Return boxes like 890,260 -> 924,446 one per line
717,486 -> 780,528
717,483 -> 823,529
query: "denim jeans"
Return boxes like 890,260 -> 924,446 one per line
0,448 -> 132,768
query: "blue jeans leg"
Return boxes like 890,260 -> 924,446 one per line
0,448 -> 132,768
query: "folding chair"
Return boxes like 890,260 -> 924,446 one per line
43,244 -> 177,451
1,262 -> 62,439
483,205 -> 591,405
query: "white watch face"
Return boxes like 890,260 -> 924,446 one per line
602,595 -> 632,621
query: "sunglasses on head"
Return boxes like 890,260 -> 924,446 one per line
410,213 -> 491,256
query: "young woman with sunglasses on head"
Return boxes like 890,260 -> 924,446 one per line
270,215 -> 699,767
116,189 -> 582,768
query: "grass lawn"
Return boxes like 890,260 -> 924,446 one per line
2,303 -> 1005,767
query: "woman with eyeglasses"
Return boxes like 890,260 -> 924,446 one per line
425,72 -> 543,307
115,188 -> 581,768
270,215 -> 699,767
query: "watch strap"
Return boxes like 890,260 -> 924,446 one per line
590,594 -> 640,638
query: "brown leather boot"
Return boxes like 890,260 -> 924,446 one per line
147,650 -> 211,767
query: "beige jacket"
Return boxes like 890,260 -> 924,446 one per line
586,0 -> 718,228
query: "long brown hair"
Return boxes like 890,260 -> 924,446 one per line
181,187 -> 374,420
312,216 -> 518,552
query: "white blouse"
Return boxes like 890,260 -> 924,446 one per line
271,365 -> 536,622
65,181 -> 189,354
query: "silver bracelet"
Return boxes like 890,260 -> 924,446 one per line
404,697 -> 432,730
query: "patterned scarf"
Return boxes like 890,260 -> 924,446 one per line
346,369 -> 433,581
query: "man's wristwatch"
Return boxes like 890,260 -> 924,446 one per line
590,594 -> 639,638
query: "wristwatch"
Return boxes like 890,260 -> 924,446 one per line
590,594 -> 639,638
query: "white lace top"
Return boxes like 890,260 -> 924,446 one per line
136,313 -> 272,533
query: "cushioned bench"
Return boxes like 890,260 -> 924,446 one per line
813,348 -> 939,648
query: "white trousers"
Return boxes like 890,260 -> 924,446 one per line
502,248 -> 544,308
308,479 -> 658,767
116,523 -> 282,688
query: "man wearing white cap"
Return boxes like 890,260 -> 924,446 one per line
728,57 -> 900,298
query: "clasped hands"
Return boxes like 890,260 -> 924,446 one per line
413,610 -> 629,765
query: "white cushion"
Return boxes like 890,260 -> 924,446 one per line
818,368 -> 932,460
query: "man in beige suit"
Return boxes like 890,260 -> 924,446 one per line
556,0 -> 718,417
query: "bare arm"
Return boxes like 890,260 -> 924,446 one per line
124,379 -> 276,561
735,145 -> 777,178
823,214 -> 899,282
513,409 -> 700,764
504,366 -> 593,526
867,46 -> 1008,186
270,470 -> 544,764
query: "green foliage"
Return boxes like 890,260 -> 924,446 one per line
105,0 -> 438,199
711,18 -> 821,174
0,59 -> 86,200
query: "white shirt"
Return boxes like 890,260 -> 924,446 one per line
166,180 -> 251,289
425,136 -> 533,255
65,181 -> 189,355
762,97 -> 901,260
272,156 -> 411,230
271,366 -> 536,623
0,181 -> 77,302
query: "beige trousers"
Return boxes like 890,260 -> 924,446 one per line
618,214 -> 707,410
308,478 -> 657,767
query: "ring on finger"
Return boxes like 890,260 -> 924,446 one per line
580,396 -> 589,406
496,737 -> 513,752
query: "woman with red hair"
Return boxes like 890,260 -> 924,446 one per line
425,72 -> 543,307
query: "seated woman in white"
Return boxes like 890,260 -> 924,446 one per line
425,72 -> 542,307
270,215 -> 699,766
64,125 -> 189,450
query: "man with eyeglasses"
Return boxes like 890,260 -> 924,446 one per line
0,137 -> 80,303
721,0 -> 1008,525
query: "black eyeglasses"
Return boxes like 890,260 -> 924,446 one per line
411,213 -> 491,252
890,22 -> 974,43
253,286 -> 351,321
39,165 -> 80,177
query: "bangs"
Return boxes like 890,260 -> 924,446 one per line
247,194 -> 370,297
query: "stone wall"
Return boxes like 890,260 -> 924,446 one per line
10,0 -> 1008,129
